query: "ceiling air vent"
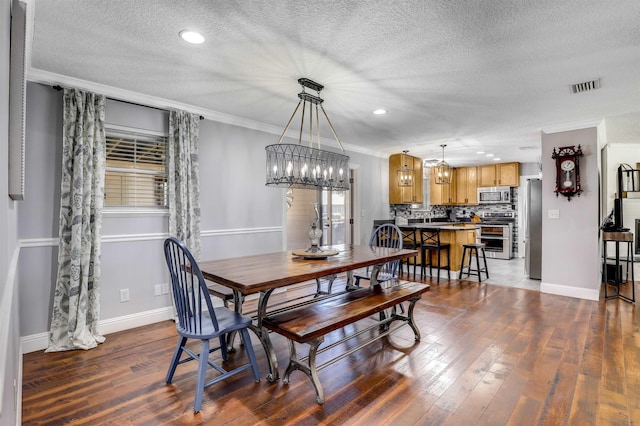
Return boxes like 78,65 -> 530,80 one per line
570,79 -> 601,94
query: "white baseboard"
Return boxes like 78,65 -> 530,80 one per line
98,306 -> 175,335
21,306 -> 175,354
540,282 -> 600,301
20,332 -> 48,355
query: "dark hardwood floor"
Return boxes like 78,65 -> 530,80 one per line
22,274 -> 640,425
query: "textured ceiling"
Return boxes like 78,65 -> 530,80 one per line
27,0 -> 640,166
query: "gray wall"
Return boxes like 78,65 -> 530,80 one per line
1,0 -> 22,423
18,81 -> 386,341
520,161 -> 541,176
344,150 -> 389,245
540,127 -> 600,299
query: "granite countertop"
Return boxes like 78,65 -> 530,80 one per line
401,223 -> 479,231
407,217 -> 475,224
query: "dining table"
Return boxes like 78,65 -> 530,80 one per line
197,243 -> 418,381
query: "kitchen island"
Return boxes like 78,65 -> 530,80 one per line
399,223 -> 480,277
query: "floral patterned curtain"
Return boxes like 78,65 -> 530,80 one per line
47,89 -> 106,352
168,110 -> 201,258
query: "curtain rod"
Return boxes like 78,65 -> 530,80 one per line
51,85 -> 205,120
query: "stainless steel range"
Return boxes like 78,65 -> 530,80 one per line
478,211 -> 515,259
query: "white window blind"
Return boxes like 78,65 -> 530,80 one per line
105,129 -> 168,208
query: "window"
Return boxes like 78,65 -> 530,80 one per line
104,129 -> 168,208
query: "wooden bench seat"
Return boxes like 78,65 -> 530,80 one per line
206,282 -> 234,307
263,280 -> 429,403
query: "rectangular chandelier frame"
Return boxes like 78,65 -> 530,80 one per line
265,78 -> 350,191
266,143 -> 349,190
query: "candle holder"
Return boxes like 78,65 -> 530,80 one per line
306,202 -> 324,253
292,202 -> 339,259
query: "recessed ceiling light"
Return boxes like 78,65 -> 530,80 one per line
179,30 -> 205,44
486,153 -> 494,157
493,158 -> 501,161
476,151 -> 485,154
373,109 -> 387,115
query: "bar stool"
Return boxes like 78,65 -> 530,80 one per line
400,227 -> 420,279
460,243 -> 489,282
419,228 -> 451,284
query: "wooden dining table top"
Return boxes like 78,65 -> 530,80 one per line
197,244 -> 417,295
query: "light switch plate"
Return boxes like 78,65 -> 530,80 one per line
548,209 -> 560,219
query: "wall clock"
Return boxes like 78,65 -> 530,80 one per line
551,145 -> 584,200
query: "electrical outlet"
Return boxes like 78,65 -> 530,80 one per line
154,284 -> 162,296
161,283 -> 170,294
120,288 -> 130,302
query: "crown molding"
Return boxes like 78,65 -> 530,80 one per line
27,68 -> 282,131
26,68 -> 381,158
541,118 -> 603,135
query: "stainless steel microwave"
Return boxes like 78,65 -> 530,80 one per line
477,186 -> 511,204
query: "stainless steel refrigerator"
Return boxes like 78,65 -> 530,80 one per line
524,179 -> 542,280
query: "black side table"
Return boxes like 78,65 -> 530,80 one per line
602,231 -> 635,303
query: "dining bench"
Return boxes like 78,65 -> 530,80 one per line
262,280 -> 429,403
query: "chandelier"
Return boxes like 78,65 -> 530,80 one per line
265,78 -> 350,191
434,144 -> 452,184
397,150 -> 414,187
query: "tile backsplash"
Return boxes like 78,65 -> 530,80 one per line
389,202 -> 516,221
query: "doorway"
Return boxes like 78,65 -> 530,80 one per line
320,189 -> 348,245
285,170 -> 355,249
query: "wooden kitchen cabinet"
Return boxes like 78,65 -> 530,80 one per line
478,164 -> 497,187
498,162 -> 520,186
454,166 -> 478,205
412,160 -> 423,203
389,153 -> 423,204
430,167 -> 455,205
478,162 -> 520,187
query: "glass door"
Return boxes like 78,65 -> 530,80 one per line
285,169 -> 354,250
320,189 -> 350,245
